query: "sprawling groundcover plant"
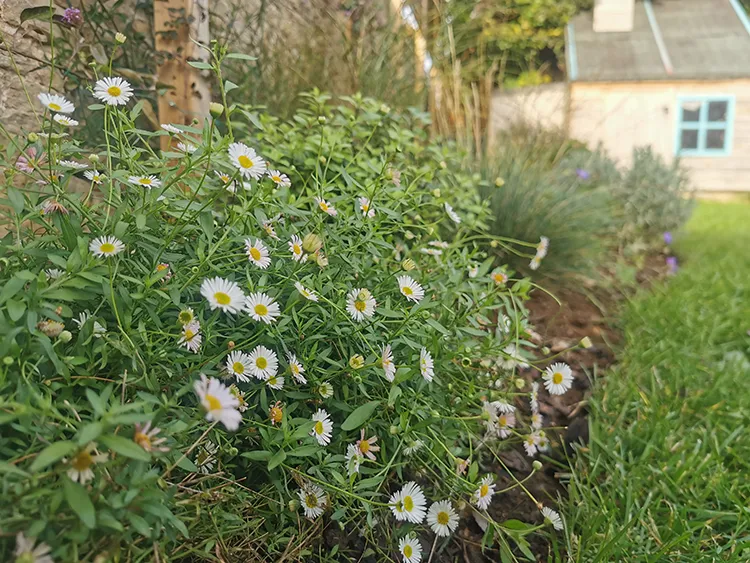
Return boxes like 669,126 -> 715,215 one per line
0,43 -> 566,562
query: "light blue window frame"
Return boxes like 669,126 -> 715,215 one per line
674,95 -> 735,157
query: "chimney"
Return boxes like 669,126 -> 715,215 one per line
593,0 -> 635,32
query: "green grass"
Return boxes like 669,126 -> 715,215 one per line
564,201 -> 750,562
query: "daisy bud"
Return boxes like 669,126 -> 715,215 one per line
315,252 -> 328,267
380,104 -> 390,113
115,32 -> 127,44
228,446 -> 238,456
405,231 -> 415,240
302,233 -> 323,253
389,425 -> 399,435
515,378 -> 526,389
317,116 -> 326,124
3,357 -> 13,365
532,460 -> 543,471
580,336 -> 593,349
88,153 -> 100,163
432,188 -> 441,197
495,176 -> 505,187
288,499 -> 299,512
461,357 -> 472,368
210,102 -> 224,116
349,355 -> 364,369
59,330 -> 73,343
228,341 -> 235,349
542,346 -> 550,355
440,161 -> 447,169
401,258 -> 416,271
490,240 -> 499,248
28,132 -> 39,143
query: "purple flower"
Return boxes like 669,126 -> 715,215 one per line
663,231 -> 673,245
666,256 -> 678,275
575,168 -> 590,180
62,7 -> 83,26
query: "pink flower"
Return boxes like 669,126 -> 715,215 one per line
16,147 -> 46,174
355,429 -> 380,461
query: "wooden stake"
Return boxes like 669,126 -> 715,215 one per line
154,0 -> 211,150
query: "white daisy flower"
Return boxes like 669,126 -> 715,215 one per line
38,92 -> 74,113
427,500 -> 459,537
13,532 -> 54,563
245,292 -> 280,324
66,442 -> 107,484
288,235 -> 306,262
496,412 -> 516,439
389,481 -> 427,524
215,170 -> 232,184
195,440 -> 218,474
381,344 -> 396,382
248,345 -> 279,380
359,196 -> 375,218
298,482 -> 327,519
266,374 -> 284,390
229,385 -> 249,413
499,344 -> 529,370
177,307 -> 195,325
346,443 -> 364,476
287,353 -> 307,384
492,271 -> 508,285
263,220 -> 279,240
468,263 -> 479,278
397,275 -> 424,303
83,169 -> 105,184
244,238 -> 271,269
267,169 -> 291,187
294,281 -> 318,302
72,311 -> 105,336
45,268 -> 64,280
541,506 -> 564,531
530,412 -> 543,430
178,321 -> 202,353
89,236 -> 124,258
530,382 -> 540,412
225,350 -> 253,382
403,439 -> 424,456
346,288 -> 376,321
311,408 -> 333,446
537,431 -> 550,452
493,400 -> 515,414
193,374 -> 242,431
161,123 -> 181,134
543,362 -> 573,395
523,434 -> 539,457
429,240 -> 450,249
398,535 -> 423,563
318,382 -> 333,398
53,114 -> 78,126
420,247 -> 442,256
93,76 -> 134,105
129,175 -> 161,189
200,277 -> 245,314
472,476 -> 495,510
228,142 -> 266,179
59,160 -> 88,169
444,202 -> 461,224
529,256 -> 541,271
419,348 -> 434,382
315,197 -> 337,216
177,142 -> 197,154
536,236 -> 550,259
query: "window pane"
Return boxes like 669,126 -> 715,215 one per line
680,129 -> 699,150
708,101 -> 728,122
681,102 -> 701,122
706,129 -> 726,150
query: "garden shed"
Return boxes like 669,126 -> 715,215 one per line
492,0 -> 750,194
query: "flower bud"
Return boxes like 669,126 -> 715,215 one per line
3,356 -> 14,365
439,161 -> 447,169
580,336 -> 593,349
401,258 -> 416,271
515,378 -> 526,389
349,354 -> 365,370
227,446 -> 238,456
28,132 -> 39,143
495,176 -> 505,187
228,341 -> 235,349
490,240 -> 499,248
317,116 -> 326,124
431,188 -> 441,198
210,102 -> 224,117
315,252 -> 328,268
288,499 -> 299,512
319,156 -> 326,164
532,460 -> 543,471
59,330 -> 73,343
461,357 -> 472,368
115,32 -> 127,44
302,233 -> 323,253
389,425 -> 399,435
88,153 -> 100,163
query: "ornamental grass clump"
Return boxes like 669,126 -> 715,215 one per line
0,42 -> 570,562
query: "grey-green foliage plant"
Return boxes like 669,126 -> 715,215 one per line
0,42 -> 560,561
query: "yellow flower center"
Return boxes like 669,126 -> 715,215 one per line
437,511 -> 450,525
100,242 -> 115,254
268,376 -> 278,386
184,328 -> 196,341
254,304 -> 268,316
480,484 -> 489,497
291,364 -> 300,375
157,264 -> 168,272
499,415 -> 507,426
359,440 -> 370,454
134,432 -> 151,450
49,102 -> 62,111
305,493 -> 318,508
232,361 -> 245,374
250,247 -> 261,261
196,450 -> 209,465
362,203 -> 369,211
354,300 -> 366,312
205,393 -> 222,411
214,292 -> 231,305
256,357 -> 268,370
552,372 -> 563,384
220,175 -> 230,182
402,286 -> 413,295
293,244 -> 301,254
319,201 -> 328,211
403,545 -> 413,558
314,420 -> 324,435
140,178 -> 152,185
272,175 -> 281,182
238,155 -> 253,169
107,85 -> 122,97
403,495 -> 414,511
270,406 -> 282,423
71,450 -> 94,471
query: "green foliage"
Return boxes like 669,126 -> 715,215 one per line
565,202 -> 750,559
0,47 -> 556,560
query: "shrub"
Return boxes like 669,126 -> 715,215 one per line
0,46 -> 565,561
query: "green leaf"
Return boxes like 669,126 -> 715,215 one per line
6,299 -> 26,322
341,401 -> 380,431
224,80 -> 239,93
97,509 -> 124,532
98,434 -> 150,461
20,5 -> 51,23
6,186 -> 25,214
30,441 -> 76,472
287,445 -> 320,458
187,60 -> 213,70
0,275 -> 26,305
225,52 -> 257,61
63,478 -> 96,528
0,461 -> 29,478
241,450 -> 271,461
267,450 -> 286,470
77,422 -> 104,446
126,512 -> 152,537
425,317 -> 451,335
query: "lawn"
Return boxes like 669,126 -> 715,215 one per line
565,201 -> 750,561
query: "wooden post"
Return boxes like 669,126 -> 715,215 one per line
154,0 -> 211,150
